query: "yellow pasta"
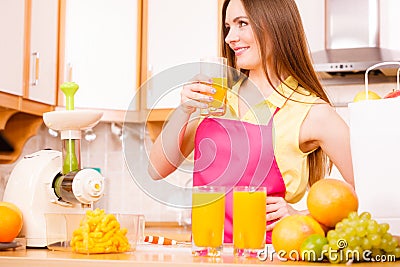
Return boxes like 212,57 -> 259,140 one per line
70,208 -> 131,254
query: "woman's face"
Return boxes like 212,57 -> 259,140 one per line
224,0 -> 262,72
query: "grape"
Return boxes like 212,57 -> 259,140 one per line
393,247 -> 400,258
348,235 -> 359,248
359,211 -> 372,220
335,222 -> 344,231
362,238 -> 372,250
368,233 -> 381,248
323,211 -> 400,263
387,239 -> 398,253
367,222 -> 379,234
327,230 -> 338,240
379,223 -> 390,234
348,211 -> 359,220
358,218 -> 368,228
356,225 -> 367,237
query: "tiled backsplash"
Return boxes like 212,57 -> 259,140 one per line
0,82 -> 397,222
0,122 -> 192,223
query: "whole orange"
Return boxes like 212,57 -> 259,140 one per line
271,215 -> 324,259
0,206 -> 23,242
307,178 -> 358,228
0,201 -> 23,219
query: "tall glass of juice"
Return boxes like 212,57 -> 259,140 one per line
199,57 -> 228,116
233,186 -> 266,257
192,186 -> 225,256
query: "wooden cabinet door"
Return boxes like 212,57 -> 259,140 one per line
145,0 -> 220,109
61,0 -> 139,112
0,0 -> 25,96
28,0 -> 59,105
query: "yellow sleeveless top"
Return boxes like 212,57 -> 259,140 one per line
225,76 -> 320,203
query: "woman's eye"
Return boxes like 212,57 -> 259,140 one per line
239,21 -> 248,27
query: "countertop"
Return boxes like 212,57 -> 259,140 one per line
1,226 -> 399,267
1,245 -> 400,267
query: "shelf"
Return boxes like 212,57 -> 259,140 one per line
145,108 -> 174,142
0,112 -> 43,164
0,91 -> 54,164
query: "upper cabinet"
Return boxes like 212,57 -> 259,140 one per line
0,0 -> 25,98
144,0 -> 221,110
59,0 -> 140,121
0,0 -> 58,163
0,0 -> 59,108
28,0 -> 59,105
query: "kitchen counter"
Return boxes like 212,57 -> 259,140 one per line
1,245 -> 399,267
1,226 -> 399,267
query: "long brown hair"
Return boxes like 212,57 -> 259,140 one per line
221,0 -> 331,186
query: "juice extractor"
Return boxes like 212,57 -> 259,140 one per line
3,82 -> 105,247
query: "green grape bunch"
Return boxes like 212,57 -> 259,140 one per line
324,211 -> 400,263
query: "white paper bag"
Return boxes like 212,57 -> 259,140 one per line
349,98 -> 400,235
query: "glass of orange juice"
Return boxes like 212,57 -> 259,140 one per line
199,57 -> 228,116
191,186 -> 225,256
233,186 -> 267,257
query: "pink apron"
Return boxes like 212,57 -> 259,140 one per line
193,110 -> 286,244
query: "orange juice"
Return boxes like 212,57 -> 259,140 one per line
209,77 -> 227,109
233,188 -> 266,251
192,191 -> 225,248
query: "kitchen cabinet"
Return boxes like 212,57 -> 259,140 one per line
59,0 -> 140,122
0,0 -> 58,164
0,0 -> 25,98
0,0 -> 59,106
28,0 -> 59,105
144,0 -> 222,141
145,0 -> 220,110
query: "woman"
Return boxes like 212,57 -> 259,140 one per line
148,0 -> 354,243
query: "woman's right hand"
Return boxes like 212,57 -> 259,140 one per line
180,80 -> 216,114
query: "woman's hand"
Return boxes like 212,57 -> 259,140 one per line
180,80 -> 215,114
266,196 -> 308,231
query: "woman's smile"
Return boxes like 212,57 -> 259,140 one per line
233,46 -> 250,56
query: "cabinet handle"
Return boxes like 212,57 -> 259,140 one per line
31,52 -> 40,86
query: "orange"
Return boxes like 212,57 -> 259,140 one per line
307,178 -> 358,228
271,215 -> 324,259
0,201 -> 23,219
0,206 -> 23,242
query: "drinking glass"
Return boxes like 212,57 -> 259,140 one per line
199,57 -> 228,116
233,186 -> 267,257
191,186 -> 225,256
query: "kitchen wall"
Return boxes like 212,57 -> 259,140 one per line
0,121 -> 192,224
0,81 -> 397,222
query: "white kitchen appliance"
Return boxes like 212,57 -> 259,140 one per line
3,83 -> 105,247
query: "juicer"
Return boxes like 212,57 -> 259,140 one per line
3,82 -> 105,247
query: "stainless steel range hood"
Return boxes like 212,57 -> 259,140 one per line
311,0 -> 400,74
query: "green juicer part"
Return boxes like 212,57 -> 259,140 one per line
60,82 -> 79,174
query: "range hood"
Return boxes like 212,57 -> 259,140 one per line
312,0 -> 400,74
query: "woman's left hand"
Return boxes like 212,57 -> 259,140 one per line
266,196 -> 306,231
